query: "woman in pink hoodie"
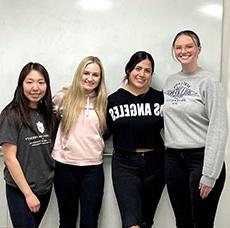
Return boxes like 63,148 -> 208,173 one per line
52,56 -> 107,228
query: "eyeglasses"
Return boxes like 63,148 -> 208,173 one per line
174,44 -> 196,51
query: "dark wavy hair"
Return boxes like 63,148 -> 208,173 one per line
0,62 -> 54,136
123,51 -> 155,82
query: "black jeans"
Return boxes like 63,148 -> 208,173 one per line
112,149 -> 165,228
54,162 -> 104,228
165,148 -> 226,228
6,184 -> 52,228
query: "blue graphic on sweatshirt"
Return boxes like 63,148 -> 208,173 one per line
165,85 -> 197,98
164,82 -> 198,104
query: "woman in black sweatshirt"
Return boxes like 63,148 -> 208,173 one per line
107,51 -> 165,228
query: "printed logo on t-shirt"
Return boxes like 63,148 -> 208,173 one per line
36,121 -> 45,133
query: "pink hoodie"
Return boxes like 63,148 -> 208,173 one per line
52,90 -> 104,166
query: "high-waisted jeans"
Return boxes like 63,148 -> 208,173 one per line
54,161 -> 104,228
112,149 -> 165,228
165,147 -> 225,228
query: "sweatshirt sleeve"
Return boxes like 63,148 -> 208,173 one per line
52,89 -> 66,118
200,79 -> 228,187
104,96 -> 113,140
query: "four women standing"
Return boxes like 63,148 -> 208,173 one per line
0,32 -> 228,228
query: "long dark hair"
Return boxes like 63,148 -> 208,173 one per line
0,62 -> 54,136
123,51 -> 155,82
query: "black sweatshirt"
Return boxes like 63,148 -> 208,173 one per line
107,87 -> 164,151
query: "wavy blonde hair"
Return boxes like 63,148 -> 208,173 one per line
60,56 -> 107,136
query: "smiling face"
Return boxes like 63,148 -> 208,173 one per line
127,58 -> 153,94
81,62 -> 101,93
173,34 -> 201,71
23,70 -> 47,108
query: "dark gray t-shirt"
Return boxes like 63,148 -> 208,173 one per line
0,109 -> 55,194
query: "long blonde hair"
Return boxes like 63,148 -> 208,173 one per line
60,56 -> 107,136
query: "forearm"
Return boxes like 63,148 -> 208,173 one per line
4,154 -> 40,212
2,144 -> 33,197
4,157 -> 33,197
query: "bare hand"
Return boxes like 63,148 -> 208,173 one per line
199,183 -> 213,199
25,193 -> 40,213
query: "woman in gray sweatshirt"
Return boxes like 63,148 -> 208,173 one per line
163,30 -> 228,228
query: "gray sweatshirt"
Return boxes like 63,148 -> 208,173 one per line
163,67 -> 228,187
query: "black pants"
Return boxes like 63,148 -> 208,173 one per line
112,149 -> 165,228
6,184 -> 52,228
165,148 -> 226,228
54,162 -> 104,228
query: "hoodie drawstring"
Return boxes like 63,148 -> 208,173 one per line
86,96 -> 90,117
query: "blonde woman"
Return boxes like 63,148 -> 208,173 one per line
52,56 -> 107,228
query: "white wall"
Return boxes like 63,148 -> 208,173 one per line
0,0 -> 230,227
216,0 -> 230,226
0,0 -> 223,110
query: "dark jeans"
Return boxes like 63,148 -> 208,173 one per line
165,148 -> 226,228
112,149 -> 165,228
6,184 -> 52,228
54,162 -> 104,228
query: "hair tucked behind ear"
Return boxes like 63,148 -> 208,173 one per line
123,51 -> 155,83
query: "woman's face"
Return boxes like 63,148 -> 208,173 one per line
23,70 -> 47,108
81,63 -> 101,93
128,59 -> 152,91
173,34 -> 200,67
